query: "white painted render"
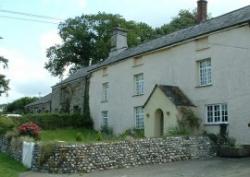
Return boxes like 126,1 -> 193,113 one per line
89,24 -> 250,144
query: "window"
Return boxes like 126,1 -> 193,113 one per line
134,73 -> 144,95
135,106 -> 144,129
206,104 -> 228,124
102,82 -> 109,102
199,59 -> 211,86
102,111 -> 108,127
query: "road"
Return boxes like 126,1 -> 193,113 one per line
20,158 -> 250,177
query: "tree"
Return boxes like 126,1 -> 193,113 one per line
5,97 -> 38,114
45,12 -> 155,76
45,10 -> 197,77
0,56 -> 9,96
155,10 -> 197,36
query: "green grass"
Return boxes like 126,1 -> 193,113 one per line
40,128 -> 101,143
39,128 -> 145,143
0,153 -> 27,177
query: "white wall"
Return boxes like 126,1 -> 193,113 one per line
89,25 -> 250,144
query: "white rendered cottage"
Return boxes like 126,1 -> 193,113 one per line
89,1 -> 250,144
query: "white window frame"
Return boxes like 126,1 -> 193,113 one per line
134,73 -> 144,95
205,103 -> 228,124
102,82 -> 109,102
198,58 -> 212,86
102,111 -> 108,127
134,106 -> 144,129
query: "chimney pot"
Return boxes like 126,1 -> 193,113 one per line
197,0 -> 207,23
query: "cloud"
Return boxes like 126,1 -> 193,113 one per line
0,47 -> 58,104
41,0 -> 86,9
40,30 -> 62,53
78,0 -> 86,9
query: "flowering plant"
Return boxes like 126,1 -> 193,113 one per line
18,122 -> 41,140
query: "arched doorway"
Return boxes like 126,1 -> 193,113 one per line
155,109 -> 164,137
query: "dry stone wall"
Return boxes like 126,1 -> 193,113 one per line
32,136 -> 216,174
0,136 -> 23,162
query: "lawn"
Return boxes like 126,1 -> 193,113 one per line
39,128 -> 144,143
0,153 -> 27,177
40,128 -> 101,143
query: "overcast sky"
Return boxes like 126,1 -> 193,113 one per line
0,0 -> 250,104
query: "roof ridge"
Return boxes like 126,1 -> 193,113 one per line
120,5 -> 250,55
204,5 -> 250,23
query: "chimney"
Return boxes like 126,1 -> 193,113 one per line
109,27 -> 128,57
197,0 -> 207,23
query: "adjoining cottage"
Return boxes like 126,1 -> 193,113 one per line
50,67 -> 90,114
88,1 -> 250,144
25,93 -> 52,113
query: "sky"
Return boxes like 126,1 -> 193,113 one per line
0,0 -> 250,104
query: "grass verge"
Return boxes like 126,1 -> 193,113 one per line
0,153 -> 27,177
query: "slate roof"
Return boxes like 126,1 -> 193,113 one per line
90,5 -> 250,71
53,64 -> 100,87
144,85 -> 195,107
25,93 -> 52,107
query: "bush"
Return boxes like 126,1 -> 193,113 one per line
179,107 -> 201,130
18,122 -> 41,140
120,128 -> 144,139
75,132 -> 83,142
0,116 -> 15,135
100,126 -> 113,135
167,127 -> 190,136
21,113 -> 93,130
38,142 -> 57,166
96,131 -> 103,141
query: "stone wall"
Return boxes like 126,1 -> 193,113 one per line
32,136 -> 215,174
0,136 -> 23,162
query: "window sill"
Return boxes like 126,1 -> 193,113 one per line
196,84 -> 212,88
101,100 -> 108,103
132,93 -> 144,97
204,122 -> 229,126
132,63 -> 144,68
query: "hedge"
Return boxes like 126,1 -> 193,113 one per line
19,113 -> 93,130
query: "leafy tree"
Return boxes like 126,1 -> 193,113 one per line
45,12 -> 155,76
45,10 -> 197,77
5,97 -> 38,114
155,10 -> 197,36
0,56 -> 9,96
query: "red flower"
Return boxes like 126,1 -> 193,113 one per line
18,122 -> 41,140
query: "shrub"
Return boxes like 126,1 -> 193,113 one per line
22,113 -> 93,130
179,107 -> 201,129
38,142 -> 57,166
0,116 -> 15,135
167,127 -> 190,136
75,132 -> 83,142
120,128 -> 144,139
100,126 -> 113,135
96,131 -> 103,141
18,122 -> 41,140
